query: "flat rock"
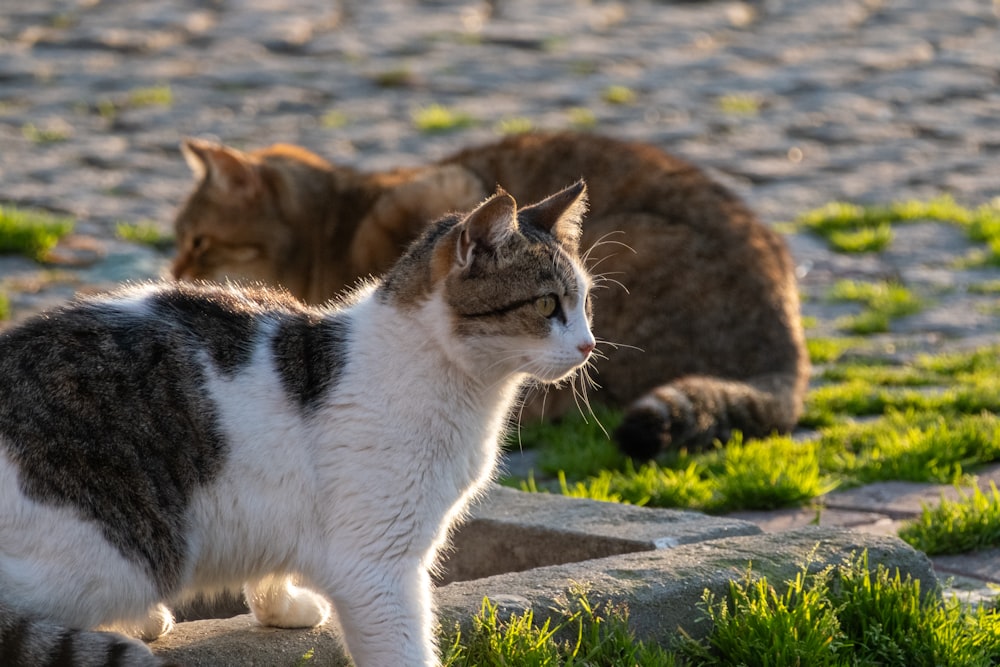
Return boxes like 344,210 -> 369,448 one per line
152,528 -> 936,666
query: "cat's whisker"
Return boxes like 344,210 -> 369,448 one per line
581,231 -> 634,266
589,271 -> 629,294
584,249 -> 628,274
595,337 -> 643,353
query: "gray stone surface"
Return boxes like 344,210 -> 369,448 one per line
444,484 -> 761,583
824,463 -> 1000,518
151,527 -> 936,666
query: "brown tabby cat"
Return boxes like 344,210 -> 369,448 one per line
172,132 -> 808,458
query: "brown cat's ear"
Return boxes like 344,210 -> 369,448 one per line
519,180 -> 588,251
180,138 -> 262,200
455,189 -> 518,269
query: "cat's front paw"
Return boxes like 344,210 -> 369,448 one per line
245,576 -> 332,629
101,603 -> 175,642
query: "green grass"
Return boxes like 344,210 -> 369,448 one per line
968,279 -> 1000,295
715,93 -> 761,116
805,336 -> 872,364
22,122 -> 71,144
320,110 -> 348,129
0,290 -> 9,321
795,195 -> 1000,257
566,107 -> 597,129
899,482 -> 1000,556
516,435 -> 835,514
827,222 -> 894,253
115,221 -> 174,250
116,221 -> 172,248
440,554 -> 1000,665
412,104 -> 475,133
602,85 -> 637,105
690,552 -> 1000,665
827,279 -> 924,334
441,590 -> 676,666
127,84 -> 173,108
817,411 -> 1000,485
0,205 -> 74,261
494,116 -> 534,135
511,344 -> 1000,522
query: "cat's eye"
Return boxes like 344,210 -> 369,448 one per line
534,294 -> 559,318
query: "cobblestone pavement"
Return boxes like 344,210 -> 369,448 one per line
1,0 -> 999,605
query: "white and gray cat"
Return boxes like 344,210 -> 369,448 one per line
0,183 -> 595,667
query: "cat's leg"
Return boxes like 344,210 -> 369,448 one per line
330,564 -> 437,667
244,574 -> 332,628
100,602 -> 175,641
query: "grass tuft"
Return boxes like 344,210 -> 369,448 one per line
320,110 -> 348,129
442,554 -> 1000,665
601,85 -> 637,105
22,122 -> 71,144
899,482 -> 1000,556
441,590 -> 676,666
805,336 -> 871,364
827,279 -> 923,334
127,84 -> 173,108
686,551 -> 1000,665
796,195 -> 1000,259
708,435 -> 838,512
115,221 -> 174,250
818,411 -> 1000,485
566,107 -> 597,129
525,435 -> 834,514
494,116 -> 534,135
716,93 -> 762,116
412,104 -> 475,133
0,205 -> 74,261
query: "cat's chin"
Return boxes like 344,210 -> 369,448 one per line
530,364 -> 585,385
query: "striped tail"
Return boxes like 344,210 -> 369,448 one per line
614,373 -> 803,459
0,605 -> 167,667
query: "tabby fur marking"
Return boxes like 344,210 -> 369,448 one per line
0,184 -> 594,666
172,132 -> 808,457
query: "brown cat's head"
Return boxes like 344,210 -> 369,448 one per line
171,139 -> 338,300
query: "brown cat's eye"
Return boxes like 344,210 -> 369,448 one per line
534,294 -> 559,318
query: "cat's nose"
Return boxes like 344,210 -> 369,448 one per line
578,341 -> 595,358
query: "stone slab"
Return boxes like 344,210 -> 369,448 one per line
443,485 -> 761,583
727,506 -> 897,536
152,528 -> 936,666
932,547 -> 1000,585
824,464 -> 1000,518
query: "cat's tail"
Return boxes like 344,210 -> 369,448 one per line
0,603 -> 170,667
613,372 -> 804,459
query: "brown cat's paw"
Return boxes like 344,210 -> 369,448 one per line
614,389 -> 699,459
614,408 -> 670,460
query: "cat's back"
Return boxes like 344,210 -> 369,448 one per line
443,132 -> 747,226
0,282 -> 306,380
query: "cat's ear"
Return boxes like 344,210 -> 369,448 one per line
455,189 -> 518,268
520,180 -> 588,251
180,138 -> 262,200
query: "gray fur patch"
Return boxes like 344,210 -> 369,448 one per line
0,287 -> 236,594
148,282 -> 267,375
272,312 -> 350,410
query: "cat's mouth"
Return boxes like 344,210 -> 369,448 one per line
532,347 -> 594,384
